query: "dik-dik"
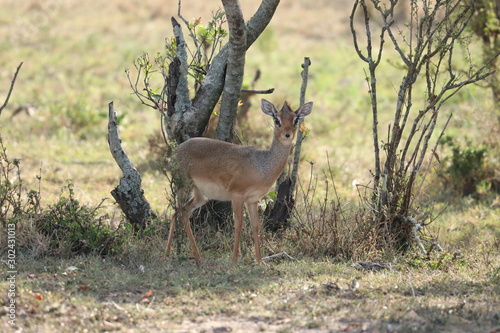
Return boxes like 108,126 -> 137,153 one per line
166,99 -> 313,264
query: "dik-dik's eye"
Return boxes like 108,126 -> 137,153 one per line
293,117 -> 300,127
274,118 -> 281,127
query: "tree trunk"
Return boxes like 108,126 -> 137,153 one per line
265,178 -> 293,232
215,0 -> 247,142
107,102 -> 156,232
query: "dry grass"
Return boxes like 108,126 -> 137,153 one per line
0,246 -> 498,332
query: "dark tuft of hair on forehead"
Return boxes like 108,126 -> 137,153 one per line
281,102 -> 293,113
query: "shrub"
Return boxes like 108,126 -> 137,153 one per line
439,135 -> 490,196
282,164 -> 387,261
50,99 -> 111,139
0,136 -> 41,226
35,181 -> 123,257
1,138 -> 122,258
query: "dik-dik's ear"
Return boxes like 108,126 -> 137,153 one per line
261,99 -> 278,117
296,102 -> 313,118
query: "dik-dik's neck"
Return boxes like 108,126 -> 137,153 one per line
259,136 -> 293,179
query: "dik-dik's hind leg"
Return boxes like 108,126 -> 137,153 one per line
231,196 -> 245,264
166,188 -> 206,264
166,196 -> 193,255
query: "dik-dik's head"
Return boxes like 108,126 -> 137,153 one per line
261,99 -> 313,144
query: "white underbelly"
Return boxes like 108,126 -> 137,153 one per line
192,178 -> 271,203
244,188 -> 271,203
193,178 -> 233,201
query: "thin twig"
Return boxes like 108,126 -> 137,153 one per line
350,1 -> 384,190
408,274 -> 417,297
349,0 -> 366,61
0,62 -> 23,117
412,113 -> 453,205
177,0 -> 200,52
240,88 -> 274,94
407,216 -> 426,255
262,251 -> 296,262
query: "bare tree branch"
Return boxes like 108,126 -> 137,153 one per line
215,0 -> 247,142
240,88 -> 274,94
290,57 -> 311,194
0,62 -> 23,118
164,17 -> 192,142
107,102 -> 156,231
411,112 -> 453,207
172,17 -> 191,115
350,1 -> 384,188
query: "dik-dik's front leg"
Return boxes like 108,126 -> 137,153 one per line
246,201 -> 263,263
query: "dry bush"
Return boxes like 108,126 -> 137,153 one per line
349,0 -> 499,252
282,163 -> 386,261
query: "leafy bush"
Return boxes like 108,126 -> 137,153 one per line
439,135 -> 490,196
50,99 -> 110,139
36,181 -> 122,257
2,137 -> 122,257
